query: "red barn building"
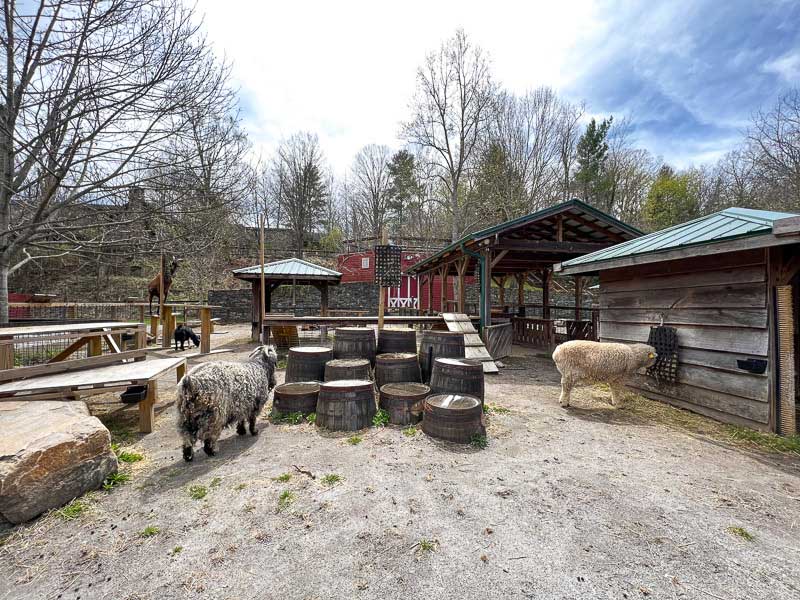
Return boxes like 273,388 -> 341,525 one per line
336,249 -> 471,312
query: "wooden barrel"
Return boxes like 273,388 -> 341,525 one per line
324,358 -> 371,382
418,331 -> 465,383
273,382 -> 319,415
333,327 -> 377,365
377,328 -> 417,354
285,346 -> 332,383
429,357 -> 484,405
422,394 -> 484,443
379,382 -> 429,425
375,353 -> 421,389
316,379 -> 376,431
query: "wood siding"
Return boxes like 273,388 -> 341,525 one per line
598,248 -> 771,430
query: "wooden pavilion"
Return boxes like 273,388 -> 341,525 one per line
233,258 -> 342,341
405,199 -> 642,342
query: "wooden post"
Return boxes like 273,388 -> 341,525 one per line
251,280 -> 261,342
541,268 -> 552,321
161,305 -> 173,349
159,252 -> 166,345
574,276 -> 583,321
200,307 -> 211,354
139,380 -> 157,433
517,273 -> 526,317
150,315 -> 159,340
497,275 -> 508,308
88,334 -> 102,357
259,214 -> 266,344
320,283 -> 329,317
0,336 -> 14,370
439,266 -> 447,315
138,305 -> 145,325
482,249 -> 492,328
456,258 -> 469,314
426,273 -> 433,316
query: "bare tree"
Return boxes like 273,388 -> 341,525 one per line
553,99 -> 585,202
350,144 -> 392,239
271,132 -> 328,257
402,29 -> 494,241
0,0 -> 232,321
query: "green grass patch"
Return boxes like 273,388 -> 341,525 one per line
483,404 -> 510,415
347,435 -> 363,445
372,409 -> 390,428
234,483 -> 247,491
402,426 -> 418,437
274,473 -> 292,483
417,538 -> 437,553
140,525 -> 160,538
321,474 -> 342,486
278,490 -> 296,511
270,410 -> 305,425
103,471 -> 131,491
727,526 -> 754,541
726,427 -> 800,455
112,443 -> 144,463
306,412 -> 317,424
188,485 -> 208,500
470,434 -> 488,449
277,358 -> 288,369
210,477 -> 222,488
56,499 -> 90,520
170,546 -> 183,555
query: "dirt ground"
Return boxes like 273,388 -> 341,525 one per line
2,323 -> 800,600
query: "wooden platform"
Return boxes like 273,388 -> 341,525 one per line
441,313 -> 498,374
0,357 -> 186,433
262,315 -> 479,327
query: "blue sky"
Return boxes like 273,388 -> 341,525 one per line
197,0 -> 800,172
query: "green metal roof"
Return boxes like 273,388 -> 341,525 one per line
407,198 -> 642,274
559,207 -> 799,270
233,258 -> 341,279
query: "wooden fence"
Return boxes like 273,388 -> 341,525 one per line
512,316 -> 597,350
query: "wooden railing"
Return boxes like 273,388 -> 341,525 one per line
512,317 -> 596,350
512,317 -> 555,349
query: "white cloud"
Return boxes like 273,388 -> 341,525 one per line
195,0 -> 597,173
763,50 -> 800,83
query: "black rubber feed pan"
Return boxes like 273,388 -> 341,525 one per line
120,385 -> 147,404
737,358 -> 767,374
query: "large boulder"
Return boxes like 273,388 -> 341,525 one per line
0,401 -> 118,524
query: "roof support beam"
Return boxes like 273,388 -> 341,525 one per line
495,240 -> 610,254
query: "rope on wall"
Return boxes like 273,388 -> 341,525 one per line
776,285 -> 797,436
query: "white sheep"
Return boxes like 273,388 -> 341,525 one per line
552,340 -> 657,407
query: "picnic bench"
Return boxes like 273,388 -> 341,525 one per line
0,321 -> 185,432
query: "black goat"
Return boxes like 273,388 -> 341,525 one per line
174,324 -> 200,351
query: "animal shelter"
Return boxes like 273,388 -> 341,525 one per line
556,207 -> 800,434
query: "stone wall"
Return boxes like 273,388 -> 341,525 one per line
209,282 -> 382,323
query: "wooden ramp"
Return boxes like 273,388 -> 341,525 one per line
442,313 -> 499,374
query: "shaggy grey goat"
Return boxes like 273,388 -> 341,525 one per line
552,340 -> 657,407
177,345 -> 278,461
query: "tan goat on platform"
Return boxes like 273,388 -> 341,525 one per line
552,340 -> 657,407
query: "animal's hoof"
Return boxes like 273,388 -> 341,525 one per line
236,424 -> 247,435
183,447 -> 194,462
250,428 -> 259,436
203,442 -> 216,457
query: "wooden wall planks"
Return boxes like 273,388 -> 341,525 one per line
598,249 -> 771,429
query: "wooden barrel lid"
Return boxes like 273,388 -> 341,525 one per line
434,357 -> 481,367
275,382 -> 320,394
320,379 -> 373,391
381,382 -> 430,396
426,394 -> 480,410
326,358 -> 370,367
336,327 -> 373,334
376,352 -> 416,361
289,346 -> 331,354
421,330 -> 463,338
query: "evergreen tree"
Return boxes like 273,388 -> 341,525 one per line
386,150 -> 424,235
469,143 -> 527,224
574,117 -> 613,209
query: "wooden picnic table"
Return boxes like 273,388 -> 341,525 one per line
0,321 -> 146,371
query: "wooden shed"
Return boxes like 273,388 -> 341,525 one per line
556,207 -> 800,434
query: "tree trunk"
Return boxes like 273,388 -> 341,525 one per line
0,260 -> 9,325
450,186 -> 459,242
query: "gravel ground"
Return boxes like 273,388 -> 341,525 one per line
2,325 -> 799,600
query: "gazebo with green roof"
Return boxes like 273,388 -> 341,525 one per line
233,258 -> 342,340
